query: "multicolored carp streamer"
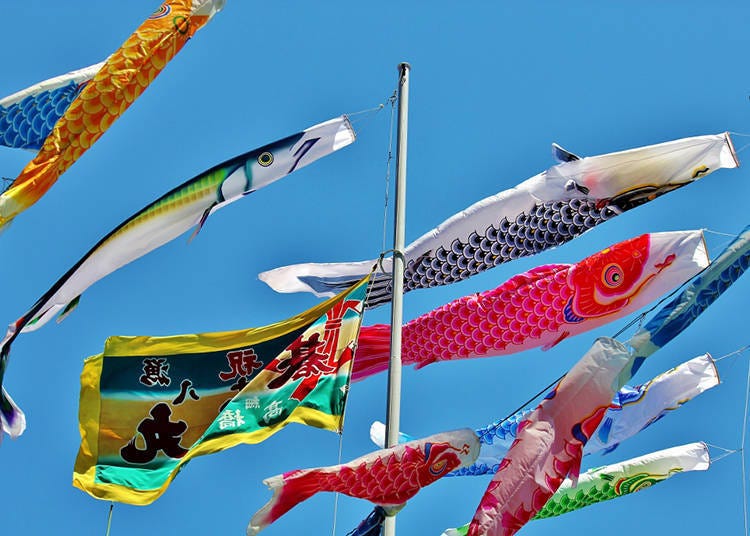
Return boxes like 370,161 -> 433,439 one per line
260,133 -> 737,307
0,0 -> 224,229
352,230 -> 708,381
465,337 -> 633,536
625,223 -> 750,380
443,442 -> 710,534
587,353 -> 717,455
247,428 -> 481,535
73,276 -> 368,505
0,62 -> 102,150
0,116 -> 356,439
369,353 -> 718,476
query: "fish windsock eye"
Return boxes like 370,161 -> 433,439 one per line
601,263 -> 624,288
429,459 -> 448,476
257,152 -> 274,167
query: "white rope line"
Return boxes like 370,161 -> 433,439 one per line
330,431 -> 346,536
714,345 -> 750,363
347,103 -> 386,118
707,442 -> 739,454
736,141 -> 750,155
380,91 -> 398,254
712,449 -> 740,463
703,228 -> 745,239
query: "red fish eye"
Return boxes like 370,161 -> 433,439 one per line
602,263 -> 624,288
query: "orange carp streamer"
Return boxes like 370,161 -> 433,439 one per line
0,0 -> 222,228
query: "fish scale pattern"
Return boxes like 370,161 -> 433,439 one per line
404,265 -> 572,364
449,412 -> 525,477
533,478 -> 617,519
0,82 -> 85,150
645,243 -> 750,350
0,0 -> 214,227
364,199 -> 618,307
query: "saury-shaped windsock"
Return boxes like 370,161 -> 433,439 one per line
370,353 -> 718,476
260,133 -> 737,307
0,0 -> 225,229
465,337 -> 633,536
623,223 -> 750,382
351,230 -> 708,381
247,429 -> 481,535
443,442 -> 710,534
0,116 -> 356,440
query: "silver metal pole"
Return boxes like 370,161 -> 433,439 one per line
383,61 -> 410,536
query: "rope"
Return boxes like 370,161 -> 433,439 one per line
741,352 -> 750,535
494,373 -> 564,425
330,431 -> 346,536
714,345 -> 750,363
331,269 -> 379,536
704,228 -> 745,239
380,90 -> 398,254
710,447 -> 739,464
735,141 -> 750,156
104,503 -> 114,536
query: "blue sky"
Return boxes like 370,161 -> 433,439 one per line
2,1 -> 750,535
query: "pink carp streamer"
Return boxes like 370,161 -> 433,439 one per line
247,429 -> 480,534
467,337 -> 633,536
352,230 -> 708,381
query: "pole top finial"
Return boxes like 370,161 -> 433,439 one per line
398,62 -> 411,71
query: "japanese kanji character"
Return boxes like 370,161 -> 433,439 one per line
218,348 -> 263,388
139,357 -> 171,387
263,400 -> 284,422
267,332 -> 333,390
218,409 -> 246,430
172,379 -> 200,405
120,403 -> 188,464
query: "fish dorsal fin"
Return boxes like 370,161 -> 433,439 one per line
551,143 -> 581,163
56,295 -> 81,324
188,202 -> 217,243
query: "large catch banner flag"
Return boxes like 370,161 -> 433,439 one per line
73,277 -> 368,505
260,133 -> 737,307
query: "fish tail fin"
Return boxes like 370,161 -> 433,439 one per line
1,387 -> 26,441
352,324 -> 393,382
56,295 -> 81,324
248,469 -> 321,535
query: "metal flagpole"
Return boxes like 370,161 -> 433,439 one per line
383,61 -> 410,536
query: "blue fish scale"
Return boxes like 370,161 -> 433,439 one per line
646,247 -> 750,350
0,81 -> 84,150
363,199 -> 617,307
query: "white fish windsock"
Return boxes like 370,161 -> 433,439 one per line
260,133 -> 737,307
